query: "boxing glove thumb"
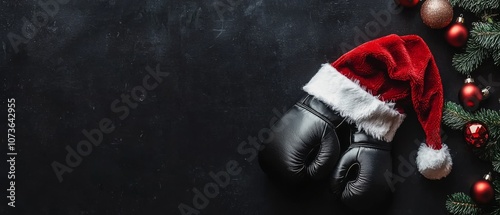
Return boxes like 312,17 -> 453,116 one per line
330,129 -> 393,211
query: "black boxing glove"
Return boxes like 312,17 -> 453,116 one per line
258,95 -> 347,185
330,128 -> 393,211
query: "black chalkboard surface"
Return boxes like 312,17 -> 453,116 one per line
1,0 -> 500,214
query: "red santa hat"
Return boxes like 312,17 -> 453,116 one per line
303,34 -> 451,180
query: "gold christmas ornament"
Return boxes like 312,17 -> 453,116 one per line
420,0 -> 453,29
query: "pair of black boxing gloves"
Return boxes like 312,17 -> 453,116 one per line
258,94 -> 392,212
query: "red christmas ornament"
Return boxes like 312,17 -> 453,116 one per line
395,0 -> 419,7
471,173 -> 494,205
446,15 -> 468,47
463,121 -> 489,148
459,77 -> 490,111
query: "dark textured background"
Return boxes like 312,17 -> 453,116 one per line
1,0 -> 500,214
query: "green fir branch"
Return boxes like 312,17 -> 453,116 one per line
450,0 -> 500,15
443,101 -> 475,129
493,156 -> 500,173
452,39 -> 491,75
494,179 -> 500,202
446,192 -> 482,215
450,0 -> 499,72
442,101 -> 500,140
477,109 -> 500,140
471,22 -> 500,50
493,49 -> 500,66
491,180 -> 500,215
473,141 -> 499,162
445,101 -> 500,162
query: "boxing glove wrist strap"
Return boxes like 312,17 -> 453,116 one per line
295,102 -> 345,128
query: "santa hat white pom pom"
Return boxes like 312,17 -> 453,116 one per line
416,143 -> 452,180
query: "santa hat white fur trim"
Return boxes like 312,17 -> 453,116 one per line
303,64 -> 406,142
416,143 -> 452,180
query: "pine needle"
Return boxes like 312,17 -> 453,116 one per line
446,192 -> 481,215
473,141 -> 499,161
493,155 -> 500,173
443,101 -> 475,129
443,101 -> 500,140
493,49 -> 500,66
452,39 -> 491,75
450,0 -> 500,15
450,0 -> 499,73
471,22 -> 500,50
